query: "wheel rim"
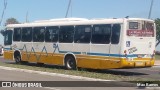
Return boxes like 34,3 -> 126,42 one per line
66,56 -> 76,70
15,56 -> 21,63
67,59 -> 74,69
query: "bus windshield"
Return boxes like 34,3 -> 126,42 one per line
4,30 -> 13,45
127,20 -> 154,37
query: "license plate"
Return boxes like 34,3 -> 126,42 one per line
136,62 -> 144,66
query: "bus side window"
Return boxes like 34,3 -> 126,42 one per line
33,27 -> 45,42
13,28 -> 21,41
146,22 -> 154,30
22,27 -> 32,42
59,26 -> 74,43
74,25 -> 91,43
45,26 -> 59,42
111,24 -> 121,44
92,24 -> 111,44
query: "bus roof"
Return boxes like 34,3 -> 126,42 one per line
6,18 -> 154,28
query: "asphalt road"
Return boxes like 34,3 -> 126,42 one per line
105,66 -> 160,80
0,56 -> 160,90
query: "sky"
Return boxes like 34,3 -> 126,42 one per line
0,0 -> 160,48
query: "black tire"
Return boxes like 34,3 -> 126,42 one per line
15,55 -> 21,64
37,63 -> 44,67
65,56 -> 76,70
20,61 -> 28,65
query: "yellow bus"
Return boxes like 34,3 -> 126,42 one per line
2,18 -> 156,69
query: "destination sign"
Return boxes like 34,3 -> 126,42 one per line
127,30 -> 154,37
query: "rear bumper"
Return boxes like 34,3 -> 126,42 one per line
121,58 -> 154,68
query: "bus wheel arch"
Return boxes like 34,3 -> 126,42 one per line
64,53 -> 77,70
14,50 -> 21,64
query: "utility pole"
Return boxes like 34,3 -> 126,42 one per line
148,0 -> 154,19
0,0 -> 7,26
26,11 -> 29,23
65,0 -> 72,18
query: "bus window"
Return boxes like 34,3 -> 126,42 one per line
146,22 -> 154,30
59,26 -> 74,43
111,24 -> 121,44
45,26 -> 59,42
74,25 -> 91,43
22,27 -> 32,42
129,22 -> 139,29
13,28 -> 21,41
4,30 -> 12,45
33,27 -> 45,42
142,21 -> 154,31
92,24 -> 111,44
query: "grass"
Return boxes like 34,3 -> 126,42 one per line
0,59 -> 156,81
155,55 -> 160,60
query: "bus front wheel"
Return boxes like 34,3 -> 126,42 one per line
65,55 -> 76,70
15,56 -> 21,64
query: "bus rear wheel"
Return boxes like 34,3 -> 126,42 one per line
65,56 -> 76,70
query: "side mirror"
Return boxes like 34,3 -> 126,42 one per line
0,30 -> 6,36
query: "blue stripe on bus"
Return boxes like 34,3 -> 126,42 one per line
59,51 -> 81,54
87,52 -> 137,57
4,48 -> 11,50
59,51 -> 137,57
4,48 -> 23,51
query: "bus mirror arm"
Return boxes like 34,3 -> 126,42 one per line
0,29 -> 6,36
0,29 -> 3,34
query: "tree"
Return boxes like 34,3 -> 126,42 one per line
5,17 -> 19,26
155,18 -> 160,47
0,18 -> 19,36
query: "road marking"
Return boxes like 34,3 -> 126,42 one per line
0,66 -> 111,81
